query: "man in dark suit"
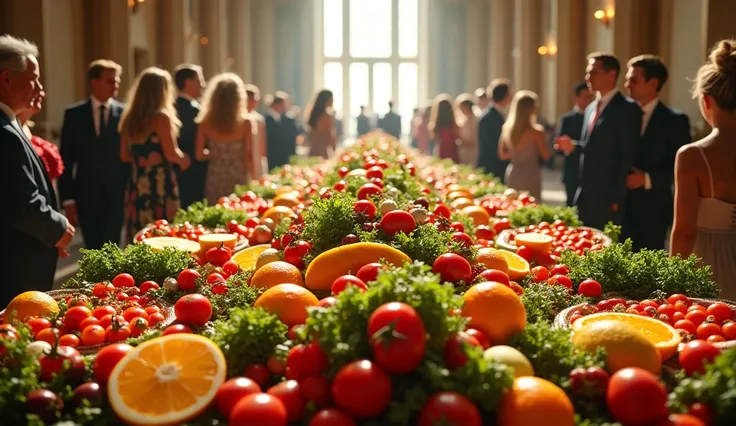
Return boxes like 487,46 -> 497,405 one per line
265,91 -> 302,170
557,81 -> 594,206
379,101 -> 401,139
477,78 -> 512,181
357,105 -> 371,136
623,55 -> 691,251
0,35 -> 75,306
555,53 -> 642,230
58,59 -> 128,249
173,64 -> 206,209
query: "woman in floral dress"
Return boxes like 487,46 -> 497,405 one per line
118,67 -> 191,243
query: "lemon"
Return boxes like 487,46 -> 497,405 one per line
484,345 -> 534,377
256,248 -> 283,270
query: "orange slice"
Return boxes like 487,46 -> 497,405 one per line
494,250 -> 531,281
231,244 -> 272,271
198,233 -> 238,254
262,206 -> 296,224
107,334 -> 226,425
514,233 -> 554,254
571,312 -> 682,360
142,237 -> 201,253
461,205 -> 491,226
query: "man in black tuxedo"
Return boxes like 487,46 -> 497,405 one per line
173,64 -> 206,209
623,55 -> 691,251
58,59 -> 128,249
379,101 -> 401,139
555,53 -> 641,230
0,35 -> 75,306
265,91 -> 302,170
477,78 -> 511,180
357,105 -> 371,136
556,81 -> 594,206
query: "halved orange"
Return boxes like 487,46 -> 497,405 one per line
571,312 -> 682,360
262,206 -> 296,224
514,233 -> 554,254
231,244 -> 272,271
494,250 -> 531,281
142,237 -> 201,253
198,233 -> 238,254
107,334 -> 226,425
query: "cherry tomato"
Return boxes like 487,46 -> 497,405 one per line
356,183 -> 382,200
122,307 -> 148,323
244,363 -> 270,387
317,296 -> 338,308
177,269 -> 201,292
80,325 -> 105,346
443,332 -> 482,370
679,340 -> 721,375
432,253 -> 473,284
477,269 -> 511,286
367,302 -> 426,374
380,210 -> 417,237
418,392 -> 481,426
105,323 -> 131,342
674,319 -> 697,335
93,343 -> 134,383
606,367 -> 668,426
129,317 -> 149,337
464,328 -> 492,349
284,240 -> 312,269
27,317 -> 51,336
548,274 -> 573,289
516,245 -> 534,262
92,306 -> 116,320
59,334 -> 80,347
139,281 -> 160,293
706,302 -> 732,324
39,345 -> 86,383
433,204 -> 452,219
112,273 -> 135,288
216,377 -> 262,418
355,263 -> 383,284
147,312 -> 166,327
267,356 -> 287,375
331,275 -> 368,295
267,380 -> 306,423
35,328 -> 60,345
162,324 -> 194,335
668,294 -> 689,305
578,279 -> 602,297
353,200 -> 377,218
99,314 -> 126,329
549,264 -> 570,276
332,360 -> 392,419
529,266 -> 549,282
286,343 -> 330,380
222,260 -> 240,277
688,403 -> 713,425
206,244 -> 232,267
696,322 -> 722,340
722,321 -> 736,340
229,393 -> 288,425
654,414 -> 708,426
309,408 -> 356,426
174,293 -> 212,327
686,310 -> 708,326
300,375 -> 332,408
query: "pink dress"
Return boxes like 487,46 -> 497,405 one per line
436,127 -> 459,162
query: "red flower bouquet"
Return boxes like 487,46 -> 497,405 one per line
30,135 -> 64,181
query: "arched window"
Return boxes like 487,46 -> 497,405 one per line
320,0 -> 420,138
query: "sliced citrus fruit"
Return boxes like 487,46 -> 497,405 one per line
346,168 -> 367,177
141,237 -> 201,253
231,244 -> 272,270
461,205 -> 491,226
107,334 -> 226,425
450,198 -> 474,211
494,250 -> 530,281
262,206 -> 296,224
572,312 -> 682,361
198,233 -> 238,254
475,248 -> 510,274
514,232 -> 554,254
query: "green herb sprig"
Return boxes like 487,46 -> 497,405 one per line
521,283 -> 590,324
508,205 -> 583,228
300,192 -> 360,257
174,201 -> 251,229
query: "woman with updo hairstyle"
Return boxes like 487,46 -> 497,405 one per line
671,39 -> 736,298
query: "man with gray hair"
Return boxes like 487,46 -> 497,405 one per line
0,34 -> 74,306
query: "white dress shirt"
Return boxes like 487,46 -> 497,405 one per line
91,96 -> 112,137
640,97 -> 660,190
587,88 -> 619,129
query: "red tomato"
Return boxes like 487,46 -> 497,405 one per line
147,312 -> 166,327
139,281 -> 160,293
105,323 -> 131,342
332,360 -> 392,419
177,269 -> 201,292
122,307 -> 148,323
509,282 -> 524,295
367,302 -> 427,374
35,328 -> 60,345
477,269 -> 510,286
222,260 -> 240,277
668,294 -> 689,305
353,200 -> 377,218
267,380 -> 306,423
722,321 -> 736,340
284,241 -> 312,269
317,297 -> 338,309
92,306 -> 116,320
287,342 -> 330,380
174,293 -> 213,327
64,306 -> 92,329
529,266 -> 549,283
433,204 -> 452,219
27,317 -> 51,336
549,264 -> 570,276
679,340 -> 721,375
92,282 -> 115,298
206,244 -> 232,267
516,245 -> 534,262
229,393 -> 288,425
451,232 -> 473,248
111,273 -> 135,288
707,334 -> 725,343
706,302 -> 732,324
686,310 -> 708,327
606,367 -> 668,426
356,263 -> 383,284
654,414 -> 706,426
207,273 -> 226,284
548,274 -> 573,289
93,343 -> 134,383
688,403 -> 713,425
418,392 -> 481,426
464,328 -> 492,349
674,319 -> 697,335
308,408 -> 357,426
696,322 -> 722,340
443,332 -> 482,370
80,325 -> 105,346
578,279 -> 602,297
216,377 -> 262,417
129,317 -> 149,337
356,183 -> 382,200
162,324 -> 193,335
380,210 -> 417,237
432,253 -> 473,284
331,275 -> 368,296
244,363 -> 270,387
39,345 -> 86,383
300,376 -> 332,408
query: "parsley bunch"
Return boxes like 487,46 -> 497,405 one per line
300,192 -> 360,256
234,183 -> 277,199
508,205 -> 583,227
174,201 -> 251,228
521,283 -> 590,323
560,240 -> 719,300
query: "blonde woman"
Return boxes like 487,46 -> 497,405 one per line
498,90 -> 551,200
455,93 -> 479,165
119,67 -> 190,243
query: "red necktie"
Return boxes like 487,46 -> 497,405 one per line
587,102 -> 602,138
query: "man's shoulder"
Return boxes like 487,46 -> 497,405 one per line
65,100 -> 90,113
561,110 -> 582,121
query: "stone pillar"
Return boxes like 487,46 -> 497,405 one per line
229,0 -> 252,82
465,0 -> 487,92
705,0 -> 736,54
200,0 -> 227,77
159,0 -> 187,72
553,0 -> 587,118
488,0 -> 514,82
103,0 -> 133,97
299,0 -> 315,106
252,1 -> 276,93
513,0 -> 542,93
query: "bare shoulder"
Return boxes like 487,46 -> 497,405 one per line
675,142 -> 705,173
532,123 -> 545,133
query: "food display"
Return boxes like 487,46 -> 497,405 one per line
0,132 -> 733,426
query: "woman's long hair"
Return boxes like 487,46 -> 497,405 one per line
501,90 -> 538,148
428,94 -> 457,139
195,72 -> 249,134
118,67 -> 180,142
304,89 -> 333,130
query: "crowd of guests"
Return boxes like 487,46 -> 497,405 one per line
1,32 -> 734,305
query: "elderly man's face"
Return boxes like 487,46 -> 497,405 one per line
1,55 -> 42,113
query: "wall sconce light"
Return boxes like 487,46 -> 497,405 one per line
127,0 -> 144,13
538,43 -> 557,57
594,9 -> 615,27
200,37 -> 209,46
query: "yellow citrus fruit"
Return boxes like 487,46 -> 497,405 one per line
475,248 -> 510,274
572,312 -> 682,361
495,250 -> 531,281
197,233 -> 238,254
498,377 -> 575,426
254,283 -> 319,327
262,206 -> 296,224
514,232 -> 554,254
272,193 -> 301,209
255,248 -> 284,270
275,186 -> 295,196
107,334 -> 226,425
462,282 -> 526,344
304,242 -> 411,291
450,198 -> 474,211
446,184 -> 466,193
3,291 -> 59,324
250,261 -> 305,289
231,244 -> 271,270
572,319 -> 662,375
483,345 -> 534,378
346,168 -> 367,178
141,237 -> 201,253
461,205 -> 491,226
447,190 -> 474,201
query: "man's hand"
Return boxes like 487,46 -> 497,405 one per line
553,135 -> 574,154
626,168 -> 646,189
56,222 -> 75,249
64,202 -> 79,226
58,247 -> 70,258
180,153 -> 192,171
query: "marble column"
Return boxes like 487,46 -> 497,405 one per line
513,0 -> 542,93
705,0 -> 736,54
229,0 -> 252,82
465,0 -> 487,92
200,0 -> 227,78
105,0 -> 133,97
252,1 -> 276,93
158,0 -> 187,72
488,0 -> 514,82
553,0 -> 587,118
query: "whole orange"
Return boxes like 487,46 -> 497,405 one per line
498,377 -> 575,426
253,284 -> 319,327
475,248 -> 510,274
250,261 -> 304,289
3,291 -> 59,324
462,281 -> 526,344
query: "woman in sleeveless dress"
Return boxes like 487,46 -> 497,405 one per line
498,91 -> 551,201
428,94 -> 460,162
119,67 -> 190,243
304,89 -> 336,158
671,39 -> 736,299
194,73 -> 253,205
456,94 -> 479,166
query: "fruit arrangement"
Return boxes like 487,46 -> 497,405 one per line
496,222 -> 612,259
0,132 -> 734,426
135,219 -> 248,249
